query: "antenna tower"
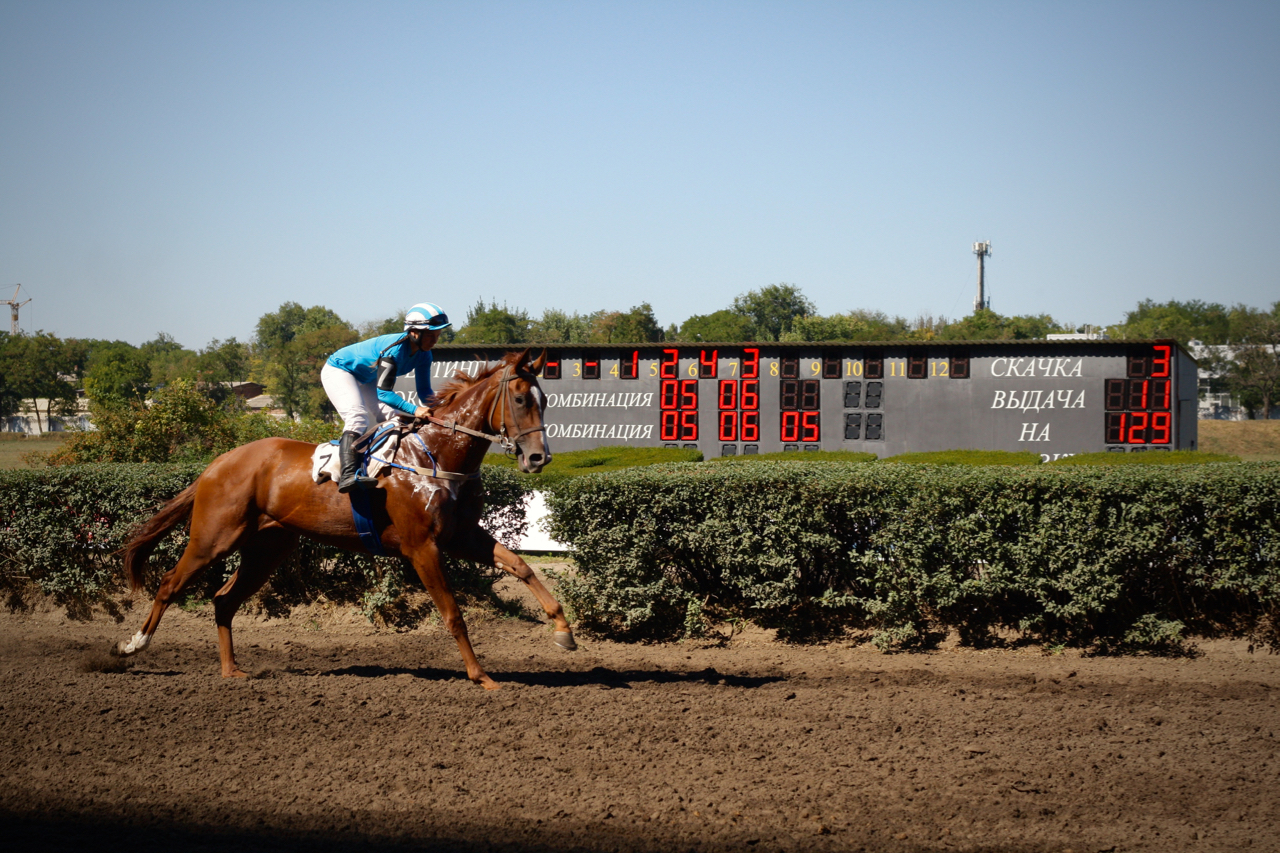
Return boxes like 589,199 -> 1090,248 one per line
972,242 -> 992,312
2,285 -> 31,334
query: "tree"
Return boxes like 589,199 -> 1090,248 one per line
266,326 -> 357,420
452,300 -> 531,345
1111,299 -> 1230,345
0,332 -> 24,420
783,310 -> 912,342
139,332 -> 199,389
82,340 -> 152,403
1,332 -> 80,433
731,284 -> 815,341
936,309 -> 1063,341
589,303 -> 664,343
528,309 -> 595,344
252,303 -> 354,419
1223,303 -> 1280,418
676,309 -> 754,342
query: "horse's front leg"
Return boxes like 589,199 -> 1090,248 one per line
407,539 -> 500,690
445,528 -> 576,651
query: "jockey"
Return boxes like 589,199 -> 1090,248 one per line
320,303 -> 451,493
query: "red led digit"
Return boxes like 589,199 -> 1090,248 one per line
780,411 -> 799,442
621,350 -> 639,379
718,380 -> 736,410
660,349 -> 679,379
660,410 -> 679,441
1152,379 -> 1171,410
1152,345 -> 1171,378
801,411 -> 820,442
1106,413 -> 1126,444
699,349 -> 718,379
1127,411 -> 1149,444
721,409 -> 742,440
680,411 -> 698,441
660,380 -> 678,409
680,380 -> 698,409
1151,412 -> 1171,443
741,411 -> 760,441
742,348 -> 759,379
741,380 -> 759,410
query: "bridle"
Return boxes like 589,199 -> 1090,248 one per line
422,362 -> 546,458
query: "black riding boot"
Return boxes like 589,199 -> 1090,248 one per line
337,431 -> 377,493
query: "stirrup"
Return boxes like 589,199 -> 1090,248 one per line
337,472 -> 378,493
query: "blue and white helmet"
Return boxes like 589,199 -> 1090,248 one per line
404,302 -> 451,331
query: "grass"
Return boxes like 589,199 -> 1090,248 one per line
0,433 -> 66,469
484,444 -> 703,481
1197,419 -> 1280,461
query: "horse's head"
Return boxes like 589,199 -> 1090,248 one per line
491,348 -> 552,474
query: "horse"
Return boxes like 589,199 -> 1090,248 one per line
114,349 -> 572,690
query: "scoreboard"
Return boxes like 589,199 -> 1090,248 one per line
413,340 -> 1198,461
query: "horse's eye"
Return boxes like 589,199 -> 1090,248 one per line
514,395 -> 525,405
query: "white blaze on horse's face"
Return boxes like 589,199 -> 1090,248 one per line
512,372 -> 551,474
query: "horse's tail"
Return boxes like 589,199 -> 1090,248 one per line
122,481 -> 200,593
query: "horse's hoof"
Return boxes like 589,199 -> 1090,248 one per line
115,631 -> 150,656
554,631 -> 577,651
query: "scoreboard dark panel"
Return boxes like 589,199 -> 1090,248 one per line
409,340 -> 1197,461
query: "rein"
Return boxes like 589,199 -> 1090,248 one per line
423,363 -> 546,456
380,361 -> 544,483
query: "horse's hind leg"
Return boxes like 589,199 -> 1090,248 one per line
214,527 -> 298,678
117,517 -> 246,658
444,528 -> 576,650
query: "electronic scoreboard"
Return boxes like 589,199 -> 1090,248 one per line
408,340 -> 1197,461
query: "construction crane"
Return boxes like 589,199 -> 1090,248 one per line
2,285 -> 31,334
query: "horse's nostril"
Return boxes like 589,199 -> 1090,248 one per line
527,453 -> 544,466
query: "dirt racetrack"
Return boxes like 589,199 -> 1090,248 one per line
2,574 -> 1278,853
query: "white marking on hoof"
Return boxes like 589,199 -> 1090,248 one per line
118,631 -> 150,656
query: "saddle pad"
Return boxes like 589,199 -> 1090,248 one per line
311,430 -> 400,484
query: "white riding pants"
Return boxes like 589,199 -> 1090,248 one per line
320,362 -> 397,434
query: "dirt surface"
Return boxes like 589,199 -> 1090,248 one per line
3,574 -> 1278,853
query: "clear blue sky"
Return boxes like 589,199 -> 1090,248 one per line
2,0 -> 1277,348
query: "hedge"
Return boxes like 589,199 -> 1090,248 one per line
543,461 -> 1280,651
0,463 -> 529,625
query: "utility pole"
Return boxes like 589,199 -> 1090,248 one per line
972,242 -> 992,312
2,285 -> 31,334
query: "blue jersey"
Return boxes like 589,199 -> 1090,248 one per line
326,333 -> 434,416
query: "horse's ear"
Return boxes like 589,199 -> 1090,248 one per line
529,349 -> 548,376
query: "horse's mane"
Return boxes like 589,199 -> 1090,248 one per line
432,353 -> 522,410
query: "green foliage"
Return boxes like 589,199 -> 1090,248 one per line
1111,299 -> 1230,345
783,310 -> 913,342
544,462 -> 1280,651
1049,451 -> 1240,465
935,309 -> 1066,341
0,331 -> 81,432
528,309 -> 595,344
0,464 -> 530,623
589,303 -> 664,343
881,450 -> 1044,466
732,284 -> 815,341
453,300 -> 532,345
40,380 -> 340,466
677,309 -> 754,343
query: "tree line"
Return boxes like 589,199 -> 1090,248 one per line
2,287 -> 1278,446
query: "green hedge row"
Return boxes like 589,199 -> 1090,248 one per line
543,461 -> 1280,651
0,464 -> 529,624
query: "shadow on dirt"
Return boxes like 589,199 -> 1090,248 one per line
317,663 -> 785,689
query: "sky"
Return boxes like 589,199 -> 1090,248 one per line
1,0 -> 1277,349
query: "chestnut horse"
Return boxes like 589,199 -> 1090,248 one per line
115,349 -> 572,689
